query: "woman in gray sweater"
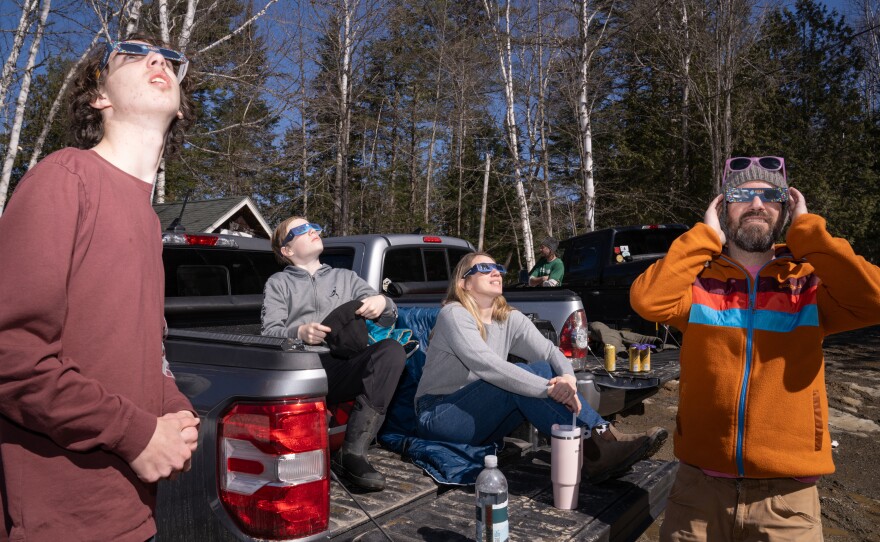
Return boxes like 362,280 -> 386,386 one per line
415,252 -> 666,482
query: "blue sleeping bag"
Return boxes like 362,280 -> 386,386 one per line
377,306 -> 497,485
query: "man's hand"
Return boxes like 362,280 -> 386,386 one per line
129,415 -> 200,483
298,322 -> 331,344
704,194 -> 726,245
165,410 -> 199,453
355,295 -> 387,320
548,374 -> 581,415
163,411 -> 200,479
529,276 -> 547,287
788,187 -> 808,221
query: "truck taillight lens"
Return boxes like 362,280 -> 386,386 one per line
219,400 -> 329,540
559,309 -> 589,358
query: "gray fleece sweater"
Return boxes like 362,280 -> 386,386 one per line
261,264 -> 397,339
415,303 -> 575,401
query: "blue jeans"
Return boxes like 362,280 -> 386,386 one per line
415,361 -> 606,446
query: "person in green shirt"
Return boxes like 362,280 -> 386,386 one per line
528,237 -> 565,286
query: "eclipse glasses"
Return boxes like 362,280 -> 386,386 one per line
98,41 -> 189,81
283,223 -> 323,245
724,186 -> 788,204
462,262 -> 507,278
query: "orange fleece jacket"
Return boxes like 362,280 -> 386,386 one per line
630,214 -> 880,478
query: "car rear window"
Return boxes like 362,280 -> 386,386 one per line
163,247 -> 282,297
612,229 -> 684,261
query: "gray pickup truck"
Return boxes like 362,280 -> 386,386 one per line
155,231 -> 678,542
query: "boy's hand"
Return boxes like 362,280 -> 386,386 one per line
130,415 -> 200,482
704,194 -> 726,245
356,295 -> 387,319
298,322 -> 331,344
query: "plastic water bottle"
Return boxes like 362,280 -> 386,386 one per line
475,455 -> 509,542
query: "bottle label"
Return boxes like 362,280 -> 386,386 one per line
475,499 -> 509,542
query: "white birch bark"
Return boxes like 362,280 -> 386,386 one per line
680,0 -> 691,189
178,0 -> 199,50
0,0 -> 51,215
574,0 -> 613,233
483,0 -> 534,271
0,0 -> 39,113
478,153 -> 491,252
158,0 -> 171,45
334,0 -> 355,235
124,0 -> 144,36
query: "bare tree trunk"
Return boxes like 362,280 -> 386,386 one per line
456,110 -> 464,237
0,0 -> 51,215
124,0 -> 144,36
680,0 -> 691,189
483,0 -> 535,271
574,0 -> 613,233
536,0 -> 553,236
332,0 -> 355,235
0,0 -> 38,111
478,153 -> 491,251
424,61 -> 444,224
158,0 -> 171,44
408,97 -> 418,226
155,163 -> 166,203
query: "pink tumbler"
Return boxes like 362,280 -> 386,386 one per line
551,424 -> 583,509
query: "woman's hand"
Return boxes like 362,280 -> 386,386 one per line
548,374 -> 581,415
356,295 -> 387,320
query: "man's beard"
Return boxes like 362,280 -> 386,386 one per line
729,211 -> 783,253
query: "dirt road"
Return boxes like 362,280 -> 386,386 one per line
616,325 -> 880,542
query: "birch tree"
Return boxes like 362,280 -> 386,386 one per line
0,0 -> 39,113
571,0 -> 615,232
0,0 -> 52,214
483,0 -> 535,270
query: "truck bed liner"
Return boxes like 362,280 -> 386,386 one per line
330,447 -> 677,541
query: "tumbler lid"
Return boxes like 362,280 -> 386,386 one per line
551,424 -> 582,439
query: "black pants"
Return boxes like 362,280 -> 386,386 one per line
320,339 -> 406,414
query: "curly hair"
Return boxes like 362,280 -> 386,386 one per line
68,33 -> 195,157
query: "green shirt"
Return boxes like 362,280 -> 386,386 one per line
529,257 -> 564,284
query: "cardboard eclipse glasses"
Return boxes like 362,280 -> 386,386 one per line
98,41 -> 189,81
283,223 -> 323,245
724,186 -> 788,204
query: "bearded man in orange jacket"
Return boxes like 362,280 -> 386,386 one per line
630,156 -> 880,542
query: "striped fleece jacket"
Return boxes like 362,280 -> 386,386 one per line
631,214 -> 880,478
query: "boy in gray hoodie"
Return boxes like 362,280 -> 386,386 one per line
261,216 -> 405,491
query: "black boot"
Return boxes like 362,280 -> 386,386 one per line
332,395 -> 386,491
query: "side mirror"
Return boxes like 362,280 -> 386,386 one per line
518,269 -> 529,285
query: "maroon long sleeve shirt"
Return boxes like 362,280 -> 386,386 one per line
0,148 -> 193,542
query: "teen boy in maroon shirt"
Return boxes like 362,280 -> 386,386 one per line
0,36 -> 198,542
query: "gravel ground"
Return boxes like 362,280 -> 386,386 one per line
613,325 -> 880,542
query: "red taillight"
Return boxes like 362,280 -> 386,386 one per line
559,309 -> 589,358
422,236 -> 442,243
185,234 -> 219,246
219,400 -> 329,540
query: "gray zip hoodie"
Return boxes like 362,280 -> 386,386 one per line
261,264 -> 397,340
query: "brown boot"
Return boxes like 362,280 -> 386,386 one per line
582,425 -> 651,484
606,423 -> 668,459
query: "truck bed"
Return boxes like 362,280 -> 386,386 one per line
330,445 -> 676,541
